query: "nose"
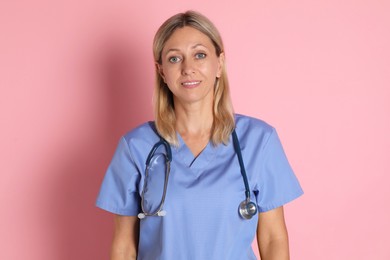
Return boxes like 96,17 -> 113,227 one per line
181,58 -> 195,76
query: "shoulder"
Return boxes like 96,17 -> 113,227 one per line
121,121 -> 160,148
234,114 -> 277,153
235,114 -> 275,136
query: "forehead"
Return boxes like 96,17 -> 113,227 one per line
162,26 -> 215,51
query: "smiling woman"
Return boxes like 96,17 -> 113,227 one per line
158,27 -> 223,102
152,11 -> 234,148
156,26 -> 225,150
96,10 -> 303,260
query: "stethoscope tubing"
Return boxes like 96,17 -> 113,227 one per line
140,160 -> 171,217
139,139 -> 172,218
232,130 -> 251,202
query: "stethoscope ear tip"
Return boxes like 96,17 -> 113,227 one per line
157,210 -> 166,217
138,210 -> 166,219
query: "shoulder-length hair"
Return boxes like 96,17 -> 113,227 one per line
153,10 -> 235,146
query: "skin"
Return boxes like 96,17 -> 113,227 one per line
110,215 -> 138,260
110,26 -> 290,260
257,207 -> 290,260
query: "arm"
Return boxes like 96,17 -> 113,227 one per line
110,215 -> 139,260
257,206 -> 290,260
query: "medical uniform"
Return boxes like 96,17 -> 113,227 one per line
96,114 -> 303,260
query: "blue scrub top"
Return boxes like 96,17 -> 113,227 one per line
96,114 -> 303,260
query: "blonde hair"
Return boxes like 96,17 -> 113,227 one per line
153,10 -> 235,146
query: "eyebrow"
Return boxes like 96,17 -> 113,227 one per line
164,44 -> 207,55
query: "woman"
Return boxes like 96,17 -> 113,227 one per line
96,10 -> 303,260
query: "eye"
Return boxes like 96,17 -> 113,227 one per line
168,56 -> 181,63
195,53 -> 206,59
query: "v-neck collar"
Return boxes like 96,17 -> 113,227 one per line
173,132 -> 219,170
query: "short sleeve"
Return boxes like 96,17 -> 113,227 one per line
96,136 -> 141,216
255,128 -> 303,212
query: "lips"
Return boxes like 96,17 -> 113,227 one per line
181,81 -> 201,88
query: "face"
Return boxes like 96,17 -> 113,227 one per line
157,26 -> 224,107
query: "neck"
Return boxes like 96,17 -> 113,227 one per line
173,100 -> 213,136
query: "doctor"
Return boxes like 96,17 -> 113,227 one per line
96,10 -> 303,260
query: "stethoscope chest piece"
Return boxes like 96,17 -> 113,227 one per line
239,199 -> 257,219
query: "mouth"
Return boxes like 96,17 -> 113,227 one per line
181,81 -> 201,88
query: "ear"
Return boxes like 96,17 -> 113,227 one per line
216,52 -> 225,78
156,62 -> 166,83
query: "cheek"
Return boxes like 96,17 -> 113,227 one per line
162,67 -> 178,83
201,62 -> 219,79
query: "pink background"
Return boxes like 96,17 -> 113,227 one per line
1,0 -> 389,259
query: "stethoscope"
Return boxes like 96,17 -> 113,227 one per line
137,129 -> 257,220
